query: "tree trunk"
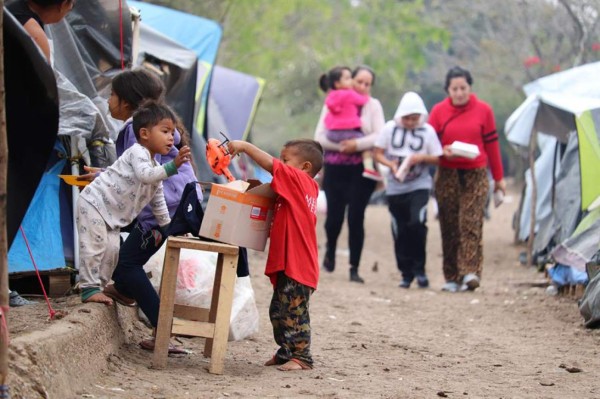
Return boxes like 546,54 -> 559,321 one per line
0,0 -> 9,390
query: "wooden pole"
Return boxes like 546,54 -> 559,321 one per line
526,128 -> 537,268
0,0 -> 10,391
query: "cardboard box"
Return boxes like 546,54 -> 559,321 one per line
199,180 -> 276,251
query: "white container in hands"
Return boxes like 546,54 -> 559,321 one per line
394,155 -> 413,182
493,190 -> 504,208
449,141 -> 480,159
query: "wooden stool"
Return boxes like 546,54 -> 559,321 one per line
152,236 -> 239,374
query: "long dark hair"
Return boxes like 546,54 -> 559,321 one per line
318,66 -> 352,92
112,69 -> 165,111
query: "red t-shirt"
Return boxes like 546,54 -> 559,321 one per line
266,159 -> 320,289
428,94 -> 504,181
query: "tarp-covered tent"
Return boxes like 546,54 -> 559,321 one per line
207,66 -> 265,142
505,62 -> 600,279
129,1 -> 265,182
6,0 -> 130,272
3,10 -> 59,249
128,0 -> 221,173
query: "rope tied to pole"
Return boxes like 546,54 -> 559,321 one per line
19,227 -> 56,320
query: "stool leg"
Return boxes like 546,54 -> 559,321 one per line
205,253 -> 237,374
151,245 -> 180,369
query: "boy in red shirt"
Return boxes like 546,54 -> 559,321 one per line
227,138 -> 323,371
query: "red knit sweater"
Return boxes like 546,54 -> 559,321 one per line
428,94 -> 503,181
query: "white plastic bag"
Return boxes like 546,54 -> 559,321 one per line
144,241 -> 259,341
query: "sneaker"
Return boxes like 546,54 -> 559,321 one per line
441,281 -> 459,293
9,291 -> 36,307
416,275 -> 429,288
399,280 -> 411,289
460,274 -> 480,292
362,168 -> 383,182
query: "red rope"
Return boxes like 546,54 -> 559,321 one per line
19,226 -> 56,320
119,0 -> 124,70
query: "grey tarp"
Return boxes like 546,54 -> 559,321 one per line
579,253 -> 600,328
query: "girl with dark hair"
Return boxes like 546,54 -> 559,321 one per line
318,65 -> 369,167
428,66 -> 506,293
314,65 -> 385,283
6,0 -> 75,61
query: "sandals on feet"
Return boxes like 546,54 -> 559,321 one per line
103,284 -> 136,307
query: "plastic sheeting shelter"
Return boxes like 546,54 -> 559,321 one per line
128,0 -> 221,168
505,62 -> 600,273
6,0 -> 129,272
129,1 -> 265,180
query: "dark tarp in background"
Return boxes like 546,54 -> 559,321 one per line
3,10 -> 59,248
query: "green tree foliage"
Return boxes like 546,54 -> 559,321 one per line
216,0 -> 449,152
141,0 -> 449,152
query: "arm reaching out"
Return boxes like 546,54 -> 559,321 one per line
228,141 -> 274,174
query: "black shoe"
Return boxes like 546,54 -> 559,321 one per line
416,275 -> 429,288
399,280 -> 411,289
323,255 -> 335,272
349,268 -> 364,283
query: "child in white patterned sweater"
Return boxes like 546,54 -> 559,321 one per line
77,101 -> 190,305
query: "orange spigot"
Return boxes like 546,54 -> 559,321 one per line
206,132 -> 235,182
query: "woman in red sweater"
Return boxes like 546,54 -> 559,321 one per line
428,66 -> 506,293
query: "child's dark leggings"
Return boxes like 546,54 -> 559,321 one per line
322,163 -> 377,268
269,273 -> 314,367
112,224 -> 164,327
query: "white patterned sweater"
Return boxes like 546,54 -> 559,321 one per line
80,143 -> 172,229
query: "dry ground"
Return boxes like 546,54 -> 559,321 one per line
9,183 -> 600,398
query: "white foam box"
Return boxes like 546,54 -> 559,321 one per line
450,141 -> 480,159
200,180 -> 276,251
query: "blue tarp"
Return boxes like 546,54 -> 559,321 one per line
128,1 -> 221,63
547,263 -> 588,287
8,144 -> 67,272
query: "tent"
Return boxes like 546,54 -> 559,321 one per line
505,62 -> 600,280
127,1 -> 265,181
6,1 -> 265,274
207,66 -> 265,142
3,10 -> 59,249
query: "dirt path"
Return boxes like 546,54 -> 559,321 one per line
12,184 -> 600,398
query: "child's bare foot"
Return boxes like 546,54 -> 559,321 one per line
277,359 -> 311,371
264,356 -> 278,366
83,292 -> 114,306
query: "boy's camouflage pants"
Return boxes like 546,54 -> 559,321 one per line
269,272 -> 314,367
